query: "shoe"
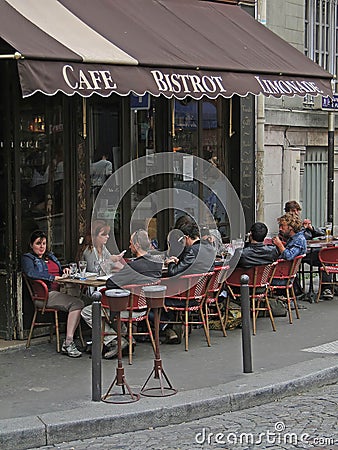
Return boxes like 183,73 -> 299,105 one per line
61,340 -> 82,358
322,289 -> 334,300
165,328 -> 181,345
103,338 -> 128,359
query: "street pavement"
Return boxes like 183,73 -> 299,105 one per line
26,382 -> 338,450
0,295 -> 337,450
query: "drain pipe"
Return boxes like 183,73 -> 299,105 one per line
256,0 -> 266,222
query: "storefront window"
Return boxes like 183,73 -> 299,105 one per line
171,97 -> 228,231
20,95 -> 65,258
130,95 -> 158,245
88,96 -> 122,251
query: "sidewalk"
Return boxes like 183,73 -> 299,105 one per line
1,296 -> 337,450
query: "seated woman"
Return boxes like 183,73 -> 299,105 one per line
80,219 -> 124,274
21,230 -> 84,358
79,220 -> 125,358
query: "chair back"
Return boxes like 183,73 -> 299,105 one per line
162,272 -> 213,301
226,264 -> 275,289
23,274 -> 49,304
273,255 -> 305,282
122,280 -> 161,311
207,265 -> 229,296
318,246 -> 338,266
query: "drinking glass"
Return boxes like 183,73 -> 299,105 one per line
324,222 -> 332,241
78,260 -> 87,279
69,262 -> 78,279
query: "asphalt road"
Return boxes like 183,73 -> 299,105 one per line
28,382 -> 338,450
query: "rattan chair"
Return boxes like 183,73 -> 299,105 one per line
269,255 -> 305,324
161,272 -> 213,351
204,265 -> 230,339
24,274 -> 61,352
225,263 -> 277,335
316,246 -> 338,302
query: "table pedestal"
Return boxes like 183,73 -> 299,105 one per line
140,306 -> 177,397
101,290 -> 139,404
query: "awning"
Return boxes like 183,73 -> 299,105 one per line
0,0 -> 333,99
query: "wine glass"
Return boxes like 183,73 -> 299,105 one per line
324,222 -> 332,241
69,262 -> 77,279
78,260 -> 87,279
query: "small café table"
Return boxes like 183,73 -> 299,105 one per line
57,275 -> 106,289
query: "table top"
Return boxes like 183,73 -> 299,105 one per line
56,275 -> 106,288
307,238 -> 338,248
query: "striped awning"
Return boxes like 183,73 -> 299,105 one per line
0,0 -> 333,99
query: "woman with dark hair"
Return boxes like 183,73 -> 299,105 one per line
21,230 -> 84,358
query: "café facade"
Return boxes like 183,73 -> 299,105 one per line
0,0 -> 332,339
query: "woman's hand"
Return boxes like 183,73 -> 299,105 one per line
111,250 -> 126,262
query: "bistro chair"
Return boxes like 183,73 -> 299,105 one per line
225,263 -> 277,335
204,265 -> 230,339
316,246 -> 338,302
24,274 -> 61,353
269,255 -> 305,324
161,272 -> 213,351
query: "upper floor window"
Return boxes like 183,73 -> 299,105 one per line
305,0 -> 338,78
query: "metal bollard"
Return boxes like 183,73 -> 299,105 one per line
91,291 -> 102,401
240,274 -> 253,373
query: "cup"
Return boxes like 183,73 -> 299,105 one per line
78,260 -> 87,279
69,262 -> 77,279
324,222 -> 332,241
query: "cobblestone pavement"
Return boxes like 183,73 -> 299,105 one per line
30,382 -> 338,450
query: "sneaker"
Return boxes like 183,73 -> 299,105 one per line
61,340 -> 82,358
103,338 -> 128,359
322,289 -> 334,300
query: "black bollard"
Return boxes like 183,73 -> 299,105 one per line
91,291 -> 102,401
240,274 -> 253,373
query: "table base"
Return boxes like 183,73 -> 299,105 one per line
101,366 -> 140,404
140,358 -> 177,397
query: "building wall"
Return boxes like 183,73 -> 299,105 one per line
262,0 -> 337,230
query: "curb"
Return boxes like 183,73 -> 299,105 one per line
1,359 -> 337,450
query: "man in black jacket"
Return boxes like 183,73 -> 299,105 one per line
165,220 -> 216,276
238,222 -> 279,268
162,219 -> 216,343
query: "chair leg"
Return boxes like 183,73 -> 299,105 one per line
184,309 -> 189,351
265,296 -> 276,331
291,286 -> 300,320
204,302 -> 210,341
26,310 -> 38,349
252,298 -> 256,335
199,305 -> 210,347
215,300 -> 227,337
285,289 -> 293,324
54,311 -> 60,353
128,319 -> 133,365
145,316 -> 156,353
77,322 -> 85,348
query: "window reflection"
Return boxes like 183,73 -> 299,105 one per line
20,96 -> 65,258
